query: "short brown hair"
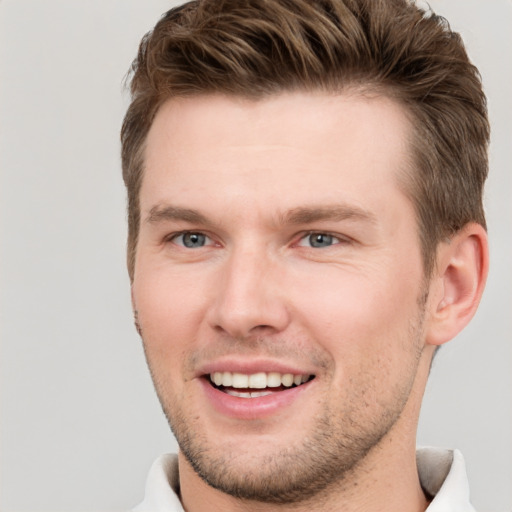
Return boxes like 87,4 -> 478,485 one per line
121,0 -> 489,280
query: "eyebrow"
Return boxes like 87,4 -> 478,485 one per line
146,203 -> 377,227
146,205 -> 210,225
282,205 -> 377,225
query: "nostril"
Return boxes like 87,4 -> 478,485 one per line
212,322 -> 278,340
250,324 -> 275,334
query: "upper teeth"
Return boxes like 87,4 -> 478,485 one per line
209,371 -> 311,388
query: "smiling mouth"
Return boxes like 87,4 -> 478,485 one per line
207,371 -> 314,398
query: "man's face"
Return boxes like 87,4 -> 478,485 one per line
133,92 -> 431,502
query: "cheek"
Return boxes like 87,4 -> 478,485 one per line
132,267 -> 210,353
290,263 -> 424,356
291,271 -> 424,412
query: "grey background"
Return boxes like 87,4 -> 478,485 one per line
0,1 -> 510,510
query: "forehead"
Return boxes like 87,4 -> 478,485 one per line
141,92 -> 413,219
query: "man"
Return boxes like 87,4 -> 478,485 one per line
121,1 -> 489,510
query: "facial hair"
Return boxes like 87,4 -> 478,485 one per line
144,300 -> 427,506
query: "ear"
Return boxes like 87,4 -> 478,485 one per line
425,223 -> 489,346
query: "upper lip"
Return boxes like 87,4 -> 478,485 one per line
196,358 -> 315,378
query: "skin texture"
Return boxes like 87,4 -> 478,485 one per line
132,92 -> 488,512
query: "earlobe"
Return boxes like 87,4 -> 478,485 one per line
425,223 -> 489,346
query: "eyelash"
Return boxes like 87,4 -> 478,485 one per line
296,231 -> 349,248
167,231 -> 216,248
166,230 -> 350,249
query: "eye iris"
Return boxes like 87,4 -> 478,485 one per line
309,233 -> 333,248
183,232 -> 206,248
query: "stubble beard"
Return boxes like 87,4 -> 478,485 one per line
146,294 -> 428,505
167,394 -> 408,505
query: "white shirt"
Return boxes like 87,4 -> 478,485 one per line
132,447 -> 476,511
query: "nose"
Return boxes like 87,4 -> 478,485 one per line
207,246 -> 290,339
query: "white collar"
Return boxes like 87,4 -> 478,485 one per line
133,447 -> 475,511
418,447 -> 476,511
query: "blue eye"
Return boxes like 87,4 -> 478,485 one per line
174,232 -> 208,248
298,233 -> 339,248
308,233 -> 335,248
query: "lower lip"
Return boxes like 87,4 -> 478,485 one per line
199,378 -> 313,420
